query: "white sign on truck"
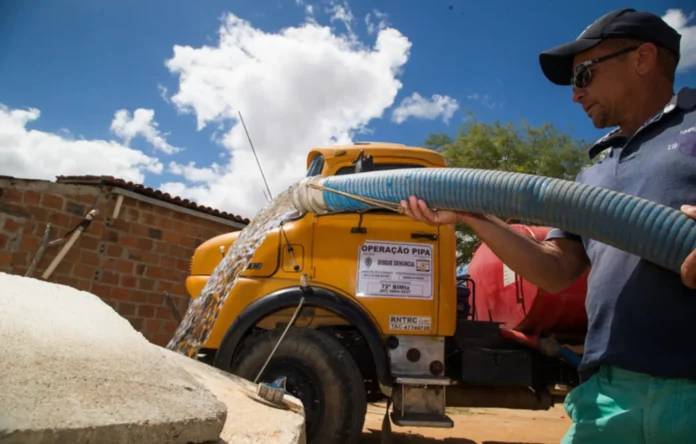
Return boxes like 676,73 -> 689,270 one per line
356,240 -> 433,299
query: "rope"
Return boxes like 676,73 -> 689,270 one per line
306,183 -> 405,214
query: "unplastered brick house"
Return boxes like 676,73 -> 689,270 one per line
0,175 -> 249,346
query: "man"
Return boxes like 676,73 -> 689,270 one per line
401,8 -> 696,443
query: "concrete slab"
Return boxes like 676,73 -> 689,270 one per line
164,350 -> 307,444
0,272 -> 226,444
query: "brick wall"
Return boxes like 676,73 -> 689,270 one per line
0,178 -> 246,346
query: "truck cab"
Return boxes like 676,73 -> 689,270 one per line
186,142 -> 457,350
184,142 -> 586,444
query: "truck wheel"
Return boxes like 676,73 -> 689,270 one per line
231,327 -> 367,444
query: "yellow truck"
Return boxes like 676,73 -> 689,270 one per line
185,142 -> 587,444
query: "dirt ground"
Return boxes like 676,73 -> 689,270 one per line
361,403 -> 571,444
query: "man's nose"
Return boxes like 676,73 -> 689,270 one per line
572,88 -> 585,104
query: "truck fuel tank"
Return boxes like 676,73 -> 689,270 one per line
466,224 -> 588,336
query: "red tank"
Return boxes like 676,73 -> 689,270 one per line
466,224 -> 588,336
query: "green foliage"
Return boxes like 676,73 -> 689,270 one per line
425,111 -> 594,265
423,133 -> 453,151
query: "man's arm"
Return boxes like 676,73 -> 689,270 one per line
464,215 -> 590,293
401,196 -> 590,293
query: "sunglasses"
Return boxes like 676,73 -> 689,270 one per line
571,45 -> 638,88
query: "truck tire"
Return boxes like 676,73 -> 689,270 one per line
230,327 -> 367,444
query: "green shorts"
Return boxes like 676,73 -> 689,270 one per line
562,365 -> 696,443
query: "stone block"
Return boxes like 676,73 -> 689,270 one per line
164,349 -> 306,444
0,272 -> 226,444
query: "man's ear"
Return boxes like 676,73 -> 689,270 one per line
634,42 -> 659,76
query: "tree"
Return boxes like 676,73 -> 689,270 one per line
425,112 -> 594,265
423,133 -> 452,151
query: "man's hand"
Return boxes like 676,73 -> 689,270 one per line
400,196 -> 460,225
681,205 -> 696,289
400,196 -> 487,226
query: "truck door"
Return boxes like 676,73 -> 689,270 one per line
311,211 -> 441,336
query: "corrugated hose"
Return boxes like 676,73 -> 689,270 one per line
291,168 -> 696,275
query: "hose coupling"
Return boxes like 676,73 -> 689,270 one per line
291,176 -> 328,214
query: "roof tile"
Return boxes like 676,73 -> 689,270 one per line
55,175 -> 250,225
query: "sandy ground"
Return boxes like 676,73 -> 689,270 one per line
361,403 -> 571,444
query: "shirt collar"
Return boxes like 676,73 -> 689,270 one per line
587,86 -> 696,160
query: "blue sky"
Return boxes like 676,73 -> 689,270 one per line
1,0 -> 695,219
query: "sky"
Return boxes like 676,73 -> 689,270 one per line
1,0 -> 695,220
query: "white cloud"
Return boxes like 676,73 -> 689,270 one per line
327,0 -> 355,32
662,9 -> 696,72
168,160 -> 223,183
365,9 -> 389,35
161,12 -> 412,218
0,105 -> 162,183
391,92 -> 459,124
467,93 -> 498,109
295,0 -> 316,23
110,108 -> 181,154
157,84 -> 171,103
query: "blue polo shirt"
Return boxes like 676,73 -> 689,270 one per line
546,86 -> 696,383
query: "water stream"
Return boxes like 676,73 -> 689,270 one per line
166,184 -> 301,358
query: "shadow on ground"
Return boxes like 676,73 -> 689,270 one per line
361,428 -> 475,444
361,428 -> 549,444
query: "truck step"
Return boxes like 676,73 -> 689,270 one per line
390,412 -> 454,428
394,376 -> 453,386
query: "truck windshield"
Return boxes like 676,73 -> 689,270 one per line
306,153 -> 424,177
335,163 -> 424,175
306,154 -> 324,177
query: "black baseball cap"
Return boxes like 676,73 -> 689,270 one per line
539,8 -> 682,85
